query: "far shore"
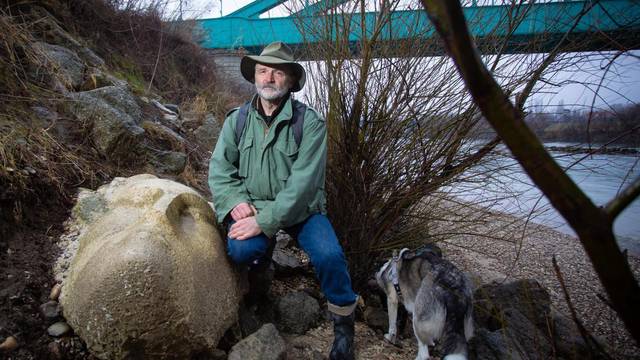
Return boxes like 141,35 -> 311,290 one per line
546,144 -> 639,155
426,196 -> 640,358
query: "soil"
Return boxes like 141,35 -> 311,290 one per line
0,203 -> 96,359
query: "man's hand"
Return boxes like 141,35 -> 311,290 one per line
230,202 -> 257,221
229,217 -> 262,240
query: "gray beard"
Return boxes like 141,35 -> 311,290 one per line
256,84 -> 289,101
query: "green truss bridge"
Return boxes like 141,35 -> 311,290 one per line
194,0 -> 640,58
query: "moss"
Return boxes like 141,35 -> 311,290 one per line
110,55 -> 147,95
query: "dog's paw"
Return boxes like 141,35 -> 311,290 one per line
383,333 -> 401,347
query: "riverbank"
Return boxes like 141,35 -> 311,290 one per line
429,197 -> 640,358
545,145 -> 639,155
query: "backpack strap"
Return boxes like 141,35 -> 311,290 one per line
291,100 -> 307,147
234,99 -> 307,147
234,101 -> 252,145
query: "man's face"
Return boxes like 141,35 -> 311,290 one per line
254,63 -> 293,101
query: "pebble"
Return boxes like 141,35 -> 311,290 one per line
48,341 -> 63,359
0,336 -> 18,352
48,322 -> 71,337
40,300 -> 61,320
50,283 -> 62,300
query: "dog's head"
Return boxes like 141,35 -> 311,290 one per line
403,243 -> 442,260
375,244 -> 443,288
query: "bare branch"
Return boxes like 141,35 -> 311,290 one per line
604,176 -> 640,220
420,0 -> 640,345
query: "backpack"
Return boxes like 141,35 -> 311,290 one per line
233,100 -> 307,147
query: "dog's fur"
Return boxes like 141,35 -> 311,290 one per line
376,244 -> 473,360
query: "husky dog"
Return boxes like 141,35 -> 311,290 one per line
375,244 -> 473,360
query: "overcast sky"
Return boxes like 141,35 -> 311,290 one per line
165,0 -> 640,110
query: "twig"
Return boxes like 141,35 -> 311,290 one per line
552,256 -> 612,359
604,176 -> 640,220
147,26 -> 163,93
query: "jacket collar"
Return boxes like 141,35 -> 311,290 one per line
252,93 -> 292,124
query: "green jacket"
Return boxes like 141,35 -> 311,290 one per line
208,95 -> 327,238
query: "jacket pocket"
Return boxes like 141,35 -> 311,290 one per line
238,136 -> 253,178
275,141 -> 299,181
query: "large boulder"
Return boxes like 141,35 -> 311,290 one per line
65,86 -> 144,160
58,174 -> 241,359
28,6 -> 105,67
31,42 -> 86,90
472,279 -> 602,359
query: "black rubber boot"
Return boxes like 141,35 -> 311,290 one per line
329,311 -> 355,360
245,240 -> 275,307
246,257 -> 274,306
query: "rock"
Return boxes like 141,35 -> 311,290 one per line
65,86 -> 144,159
142,121 -> 186,145
363,306 -> 388,332
193,114 -> 221,150
275,291 -> 320,334
80,68 -> 129,91
0,336 -> 18,352
151,150 -> 187,174
272,248 -> 305,274
31,42 -> 86,90
31,105 -> 59,126
210,348 -> 227,360
164,113 -> 180,122
474,279 -> 551,330
48,341 -> 63,360
40,300 -> 61,320
471,279 -> 591,360
141,121 -> 187,174
500,308 -> 553,358
28,7 -> 105,67
228,323 -> 286,360
468,327 -> 524,360
284,337 -> 326,360
550,311 -> 600,359
58,174 -> 241,359
47,322 -> 71,337
238,302 -> 264,338
72,188 -> 108,225
151,99 -> 179,116
275,231 -> 294,250
49,283 -> 62,301
164,104 -> 180,114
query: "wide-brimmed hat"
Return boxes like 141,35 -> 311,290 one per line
241,41 -> 306,92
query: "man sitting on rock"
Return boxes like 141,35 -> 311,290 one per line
208,41 -> 358,360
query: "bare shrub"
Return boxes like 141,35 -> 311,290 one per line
284,0 -> 636,288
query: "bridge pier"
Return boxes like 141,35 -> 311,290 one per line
208,49 -> 254,96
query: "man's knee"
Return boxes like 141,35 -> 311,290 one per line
313,247 -> 347,271
227,239 -> 267,264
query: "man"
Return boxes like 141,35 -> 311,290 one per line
208,42 -> 358,360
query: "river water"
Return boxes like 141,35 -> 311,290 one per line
453,143 -> 640,255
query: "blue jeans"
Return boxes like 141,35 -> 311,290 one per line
227,214 -> 357,308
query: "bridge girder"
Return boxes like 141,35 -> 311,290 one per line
195,0 -> 640,57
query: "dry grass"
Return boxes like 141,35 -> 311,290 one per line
0,0 -> 234,239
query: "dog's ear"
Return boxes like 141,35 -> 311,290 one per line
413,243 -> 443,258
399,248 -> 414,260
425,243 -> 443,258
